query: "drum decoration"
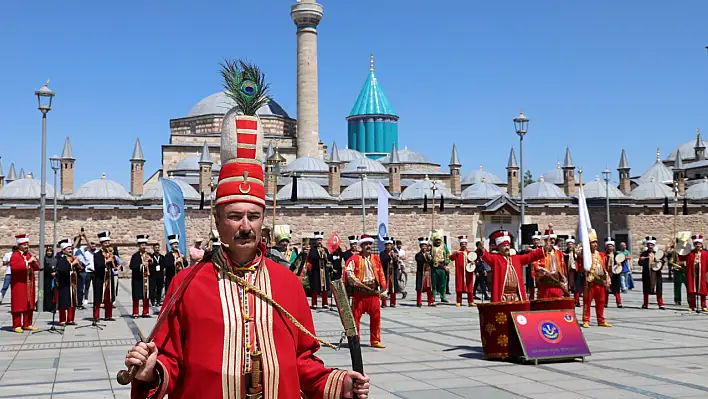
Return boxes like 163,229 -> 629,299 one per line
477,301 -> 529,359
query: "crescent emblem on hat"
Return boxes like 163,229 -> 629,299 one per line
239,171 -> 251,194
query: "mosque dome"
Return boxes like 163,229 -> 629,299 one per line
186,92 -> 290,119
582,176 -> 626,199
636,159 -> 673,185
282,156 -> 329,174
340,177 -> 391,201
341,157 -> 387,174
522,177 -> 567,199
141,178 -> 201,201
71,174 -> 133,200
461,179 -> 507,199
686,178 -> 708,199
0,178 -> 55,200
631,178 -> 673,200
378,147 -> 435,165
667,137 -> 708,163
399,176 -> 455,200
276,178 -> 333,201
332,147 -> 365,163
461,165 -> 503,185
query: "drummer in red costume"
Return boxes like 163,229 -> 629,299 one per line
579,230 -> 612,328
534,229 -> 568,299
476,231 -> 549,302
681,234 -> 708,312
450,235 -> 475,307
9,233 -> 39,332
345,234 -> 387,349
125,111 -> 370,397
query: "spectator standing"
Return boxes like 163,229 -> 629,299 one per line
0,247 -> 17,304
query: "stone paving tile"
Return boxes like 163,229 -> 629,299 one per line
447,385 -> 523,398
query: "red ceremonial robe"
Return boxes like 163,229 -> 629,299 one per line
682,249 -> 708,295
449,250 -> 474,294
480,248 -> 545,302
535,249 -> 567,298
131,248 -> 348,399
10,251 -> 39,313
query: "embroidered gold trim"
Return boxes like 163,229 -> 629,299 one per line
215,195 -> 266,207
156,359 -> 169,399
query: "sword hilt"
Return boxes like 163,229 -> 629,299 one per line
117,332 -> 147,385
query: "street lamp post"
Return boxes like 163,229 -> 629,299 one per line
267,148 -> 286,243
35,81 -> 54,313
602,168 -> 611,239
357,166 -> 367,233
50,156 -> 61,255
514,110 -> 529,247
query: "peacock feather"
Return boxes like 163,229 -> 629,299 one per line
220,59 -> 271,116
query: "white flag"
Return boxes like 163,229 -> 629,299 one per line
577,182 -> 593,272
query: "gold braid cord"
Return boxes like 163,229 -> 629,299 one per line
213,251 -> 338,350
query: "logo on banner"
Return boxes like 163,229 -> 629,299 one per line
166,203 -> 182,221
538,320 -> 562,344
563,313 -> 574,323
516,315 -> 527,325
378,223 -> 388,242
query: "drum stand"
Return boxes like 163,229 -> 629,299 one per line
76,318 -> 106,330
32,309 -> 64,335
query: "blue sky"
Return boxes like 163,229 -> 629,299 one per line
1,0 -> 707,188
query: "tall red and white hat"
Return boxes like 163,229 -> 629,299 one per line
458,235 -> 468,243
358,234 -> 375,244
216,112 -> 266,209
692,234 -> 703,244
491,231 -> 511,246
543,229 -> 556,239
15,234 -> 29,245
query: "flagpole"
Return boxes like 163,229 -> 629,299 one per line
431,181 -> 438,232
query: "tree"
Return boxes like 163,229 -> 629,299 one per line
523,170 -> 535,187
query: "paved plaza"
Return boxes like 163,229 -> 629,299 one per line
0,279 -> 706,398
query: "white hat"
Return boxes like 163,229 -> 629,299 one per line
136,234 -> 149,244
418,237 -> 429,245
645,236 -> 657,245
604,237 -> 615,247
313,231 -> 324,240
168,234 -> 179,244
15,234 -> 29,245
348,235 -> 358,244
384,236 -> 394,244
58,238 -> 72,250
97,231 -> 111,243
358,234 -> 374,244
458,235 -> 468,243
566,235 -> 576,244
692,234 -> 703,244
492,231 -> 511,246
532,231 -> 542,240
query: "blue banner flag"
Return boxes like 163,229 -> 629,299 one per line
161,178 -> 187,255
377,182 -> 389,253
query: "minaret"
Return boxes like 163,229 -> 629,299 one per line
291,0 -> 323,159
6,163 -> 17,185
562,147 -> 576,196
449,144 -> 461,196
388,144 -> 402,195
617,149 -> 631,195
506,146 -> 519,196
694,128 -> 705,161
673,150 -> 686,195
0,158 -> 4,187
60,137 -> 75,194
18,168 -> 25,179
130,138 -> 145,196
327,141 -> 343,196
198,141 -> 213,196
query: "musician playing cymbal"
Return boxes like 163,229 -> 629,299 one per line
449,235 -> 475,307
9,233 -> 39,332
638,236 -> 665,310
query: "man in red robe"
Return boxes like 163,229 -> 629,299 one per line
681,234 -> 708,312
125,114 -> 370,398
579,230 -> 612,328
9,233 -> 39,332
534,229 -> 568,299
526,231 -> 543,300
476,231 -> 548,302
345,234 -> 387,348
450,235 -> 475,307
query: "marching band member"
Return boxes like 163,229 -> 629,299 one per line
526,231 -> 543,300
430,233 -> 450,303
343,236 -> 358,263
275,231 -> 298,267
164,234 -> 183,294
682,234 -> 708,312
449,235 -> 475,307
129,235 -> 153,318
579,230 -> 612,328
476,231 -> 548,302
638,236 -> 665,309
604,238 -> 623,308
307,232 -> 331,309
380,237 -> 399,308
56,238 -> 78,326
125,103 -> 369,397
415,237 -> 435,307
534,229 -> 568,299
345,234 -> 387,348
565,236 -> 583,306
92,231 -> 116,321
9,234 -> 39,332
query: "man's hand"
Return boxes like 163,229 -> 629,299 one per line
124,342 -> 158,382
343,371 -> 370,398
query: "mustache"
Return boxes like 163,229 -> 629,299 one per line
233,230 -> 257,240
